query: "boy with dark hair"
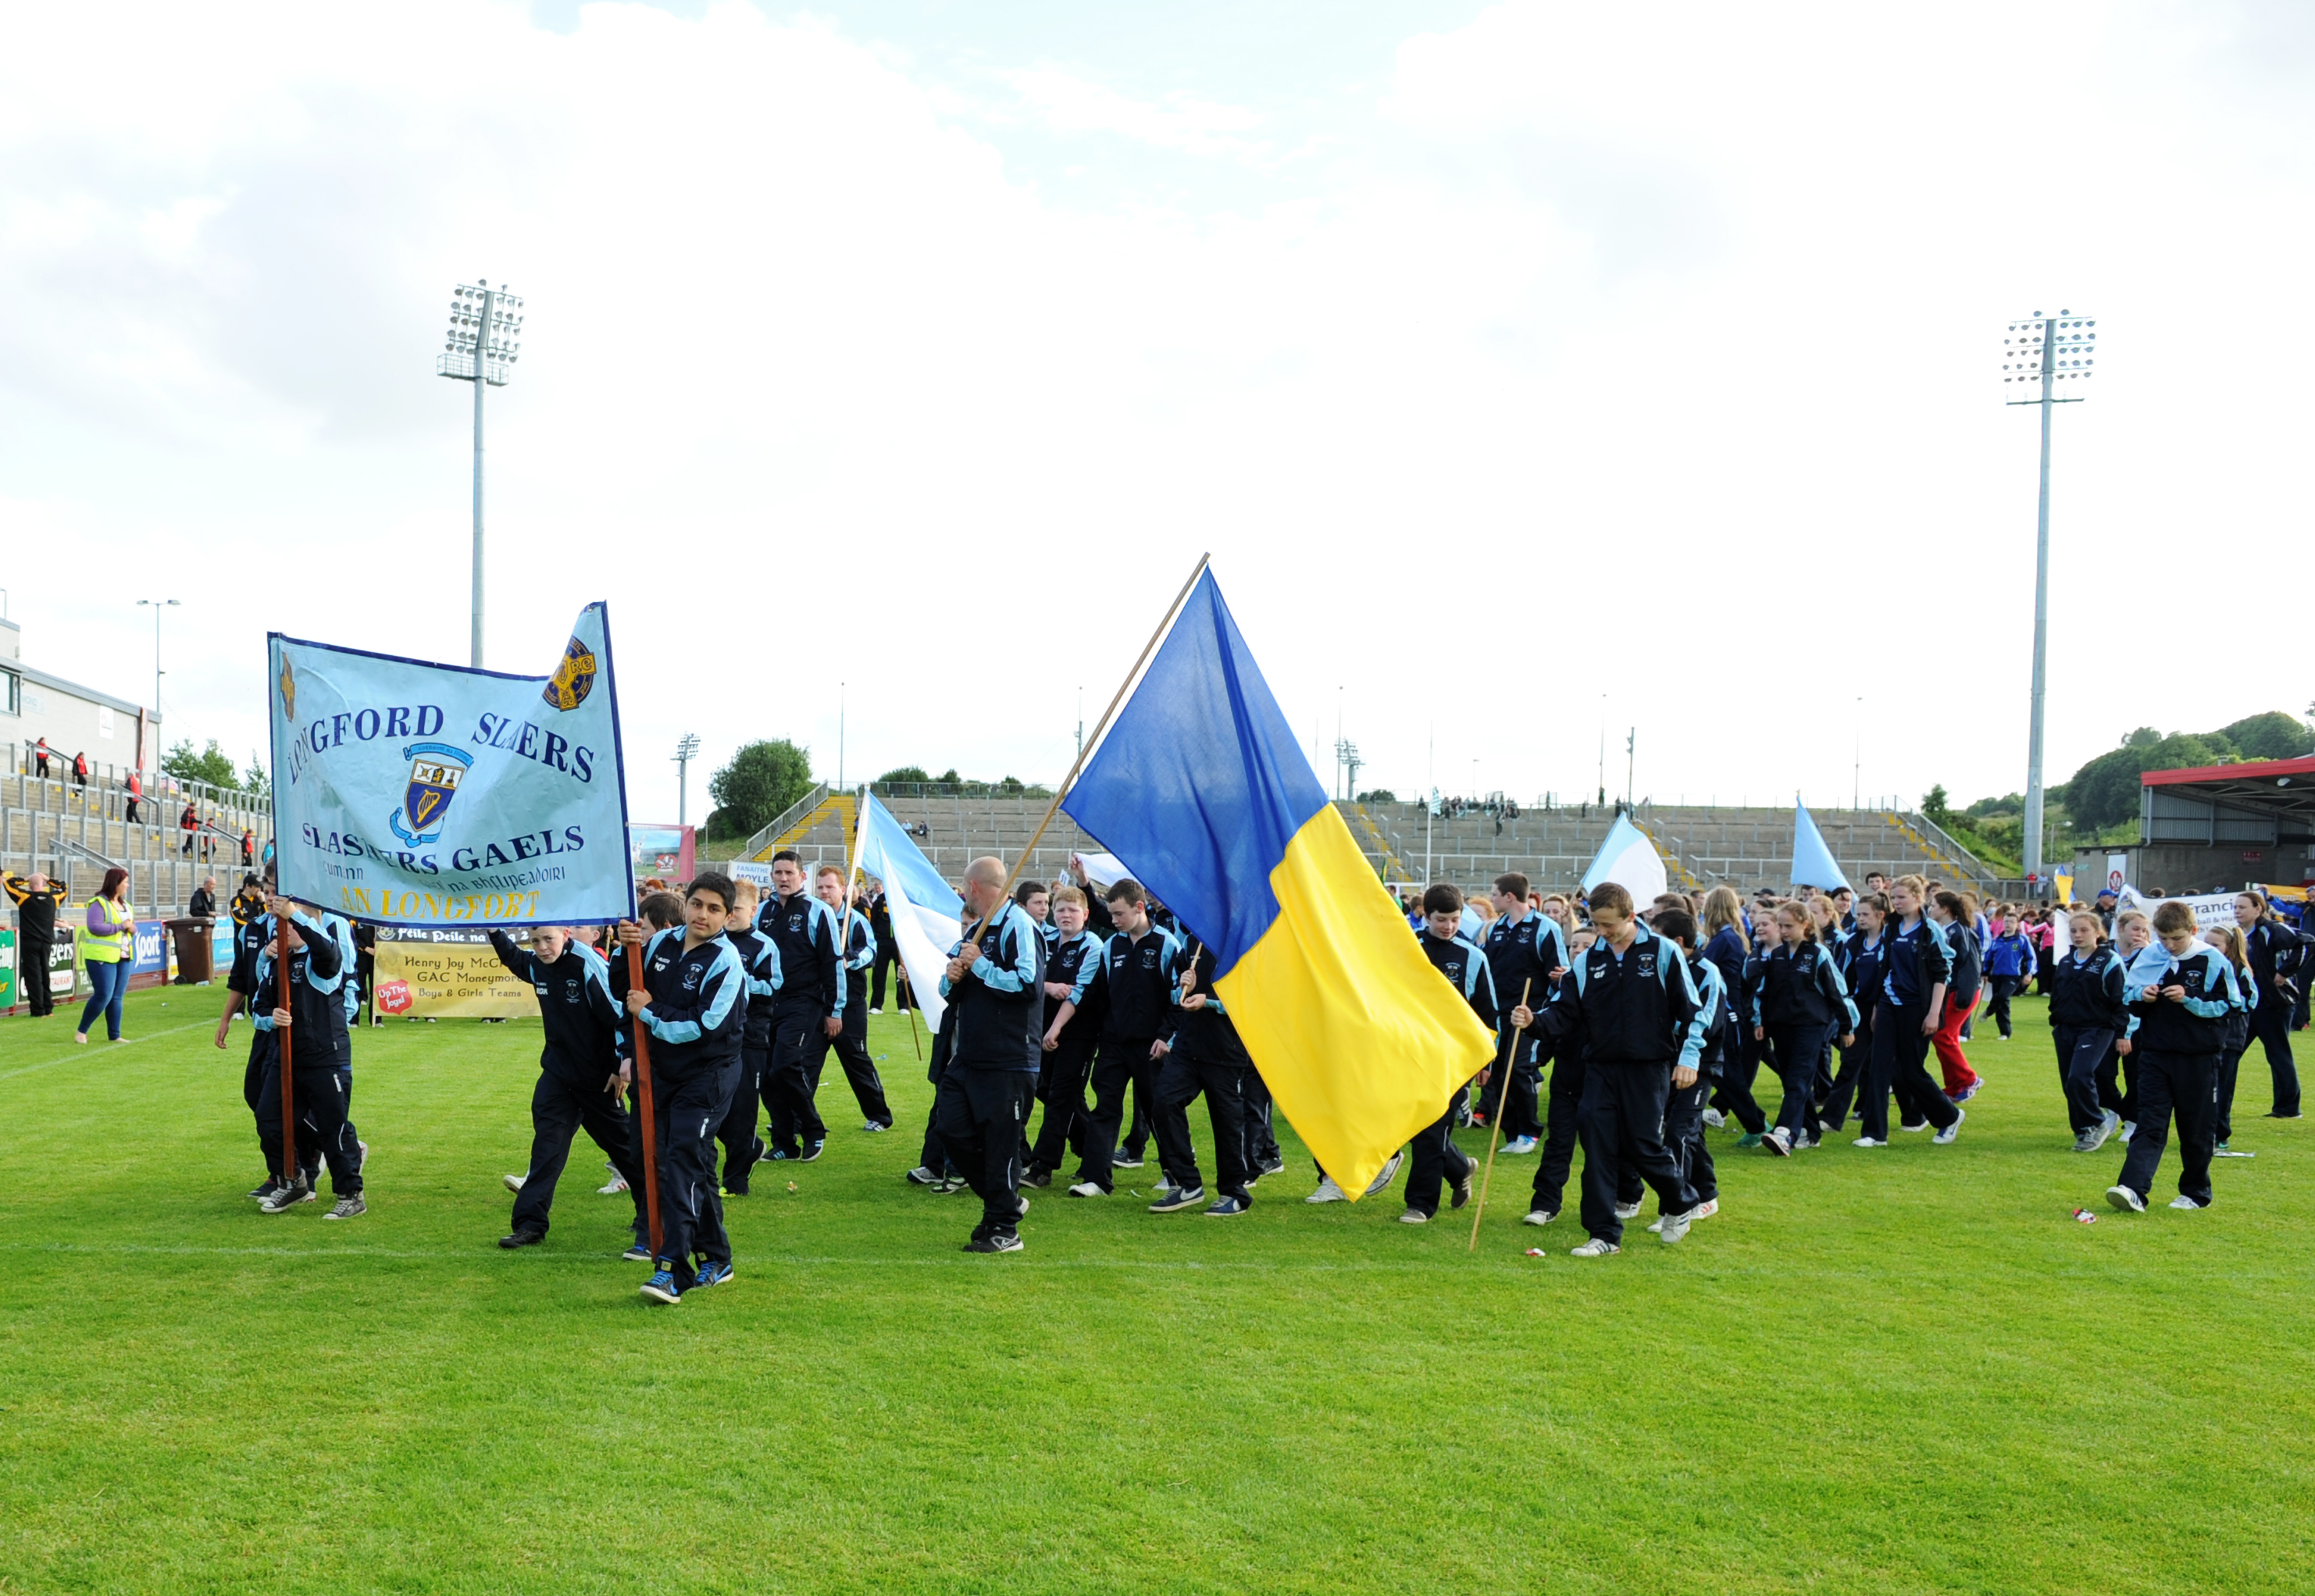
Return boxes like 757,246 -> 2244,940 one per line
1401,884 -> 1495,1224
755,850 -> 844,1163
814,864 -> 894,1131
214,874 -> 309,1200
1145,940 -> 1261,1217
614,871 -> 748,1302
1024,883 -> 1108,1188
2106,900 -> 2242,1213
254,898 -> 365,1219
1629,909 -> 1723,1229
487,924 -> 645,1249
936,857 -> 1046,1252
710,877 -> 781,1196
1068,878 -> 1182,1198
1015,879 -> 1058,949
1525,882 -> 1706,1256
1482,869 -> 1568,1157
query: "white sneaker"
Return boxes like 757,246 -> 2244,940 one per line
2106,1184 -> 2146,1213
1764,1128 -> 1792,1158
502,1174 -> 526,1192
1933,1108 -> 1964,1145
1657,1207 -> 1693,1244
1066,1181 -> 1108,1198
1522,1207 -> 1557,1226
1397,1208 -> 1429,1224
1852,1136 -> 1885,1148
1691,1198 -> 1719,1220
1362,1152 -> 1404,1197
1646,1215 -> 1665,1232
2118,1120 -> 2135,1144
1305,1177 -> 1348,1204
1700,1108 -> 1726,1130
2167,1195 -> 2206,1209
862,1120 -> 888,1133
597,1172 -> 630,1195
1570,1238 -> 1620,1258
1613,1200 -> 1641,1220
1501,1135 -> 1537,1155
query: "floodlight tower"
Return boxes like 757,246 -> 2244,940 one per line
437,280 -> 526,668
2001,309 -> 2097,894
673,733 -> 701,828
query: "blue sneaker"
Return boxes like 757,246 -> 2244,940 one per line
621,1241 -> 652,1263
691,1259 -> 734,1290
639,1265 -> 683,1304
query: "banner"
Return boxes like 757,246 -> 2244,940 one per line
1790,801 -> 1853,893
372,925 -> 538,1019
0,928 -> 13,1008
629,823 -> 695,885
269,604 -> 633,928
2114,888 -> 2238,932
48,931 -> 77,1000
2053,868 -> 2074,905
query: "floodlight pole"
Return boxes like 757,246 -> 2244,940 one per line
2009,310 -> 2088,896
470,286 -> 490,671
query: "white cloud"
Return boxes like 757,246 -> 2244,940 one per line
999,64 -> 1268,159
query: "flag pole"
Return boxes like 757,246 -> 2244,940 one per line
898,964 -> 924,1061
835,783 -> 870,973
965,552 -> 1211,935
276,904 -> 298,1195
625,940 -> 664,1259
1467,978 -> 1532,1251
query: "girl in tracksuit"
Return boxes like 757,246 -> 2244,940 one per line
2203,924 -> 2255,1153
1983,918 -> 2035,1040
1859,875 -> 1962,1145
2233,891 -> 2303,1119
2047,910 -> 2128,1150
1927,890 -> 1984,1102
2108,901 -> 2244,1213
1699,888 -> 1765,1140
1746,901 -> 1858,1156
1822,893 -> 1887,1135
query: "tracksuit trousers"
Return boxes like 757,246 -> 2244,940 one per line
1764,1021 -> 1829,1143
1987,975 -> 2020,1039
1027,1039 -> 1097,1174
1479,1031 -> 1543,1141
2053,1026 -> 2117,1135
2248,1002 -> 2300,1117
715,1042 -> 766,1193
1710,1029 -> 1769,1135
1618,1070 -> 1716,1209
1931,992 -> 1981,1095
1863,1002 -> 1958,1139
1532,1047 -> 1586,1216
763,1004 -> 829,1158
811,1021 -> 894,1128
1150,1055 -> 1254,1204
638,1060 -> 739,1284
1820,1027 -> 1873,1135
1575,1061 -> 1695,1245
515,1071 -> 645,1238
2115,1048 -> 2217,1207
1079,1035 -> 1161,1193
256,1061 -> 362,1196
935,1067 -> 1036,1234
1402,1101 -> 1473,1217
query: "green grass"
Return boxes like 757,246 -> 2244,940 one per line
2,988 -> 2310,1594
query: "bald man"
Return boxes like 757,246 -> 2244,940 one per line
934,857 -> 1047,1254
5,871 -> 70,1017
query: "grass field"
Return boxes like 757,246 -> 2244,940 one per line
2,985 -> 2310,1594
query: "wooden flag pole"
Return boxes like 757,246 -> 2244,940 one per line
276,905 -> 298,1193
625,940 -> 664,1260
898,965 -> 924,1061
1467,978 -> 1532,1252
962,552 -> 1210,940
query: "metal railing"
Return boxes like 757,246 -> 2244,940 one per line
737,782 -> 829,861
1900,812 -> 1998,889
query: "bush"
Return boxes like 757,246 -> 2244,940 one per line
707,740 -> 814,839
162,739 -> 240,790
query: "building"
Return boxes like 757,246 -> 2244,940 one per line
2072,754 -> 2315,895
0,612 -> 158,779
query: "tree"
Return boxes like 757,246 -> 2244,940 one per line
1922,784 -> 1951,824
241,750 -> 271,802
2060,729 -> 2237,829
876,766 -> 933,786
1357,788 -> 1397,803
2218,711 -> 2315,763
705,739 -> 813,839
162,739 -> 239,789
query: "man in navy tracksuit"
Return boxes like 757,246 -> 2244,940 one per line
936,857 -> 1046,1252
488,924 -> 645,1247
1481,871 -> 1566,1155
754,850 -> 844,1162
1400,885 -> 1494,1223
615,872 -> 747,1302
253,900 -> 365,1219
812,865 -> 894,1131
1526,882 -> 1703,1253
2108,901 -> 2244,1213
1024,884 -> 1108,1188
1068,880 -> 1183,1198
712,881 -> 783,1195
1146,942 -> 1262,1218
2048,910 -> 2129,1151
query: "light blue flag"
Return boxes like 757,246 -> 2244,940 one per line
1791,800 -> 1853,893
854,793 -> 964,1031
268,604 -> 633,927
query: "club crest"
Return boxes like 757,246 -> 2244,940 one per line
543,635 -> 597,711
391,742 -> 472,846
277,652 -> 297,721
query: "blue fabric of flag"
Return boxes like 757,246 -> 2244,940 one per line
1061,572 -> 1326,973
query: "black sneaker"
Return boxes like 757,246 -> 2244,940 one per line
1450,1166 -> 1475,1209
964,1228 -> 1023,1253
798,1140 -> 826,1163
1149,1184 -> 1207,1213
1021,1166 -> 1053,1189
248,1177 -> 279,1201
499,1226 -> 546,1249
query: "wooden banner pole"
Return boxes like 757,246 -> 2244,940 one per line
276,905 -> 298,1192
1468,978 -> 1533,1252
626,940 -> 664,1260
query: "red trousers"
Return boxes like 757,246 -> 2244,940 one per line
1932,991 -> 1982,1094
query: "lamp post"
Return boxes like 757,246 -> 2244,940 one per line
2002,309 -> 2097,893
673,734 -> 701,829
437,280 -> 526,668
135,598 -> 179,766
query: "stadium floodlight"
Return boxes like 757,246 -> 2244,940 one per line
673,734 -> 701,828
437,280 -> 527,668
135,597 -> 180,756
2003,308 -> 2096,897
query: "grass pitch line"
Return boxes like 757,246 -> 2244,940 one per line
0,1020 -> 214,1081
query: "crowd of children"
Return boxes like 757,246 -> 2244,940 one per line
212,842 -> 2306,1293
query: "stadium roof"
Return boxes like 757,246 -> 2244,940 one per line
2141,754 -> 2315,839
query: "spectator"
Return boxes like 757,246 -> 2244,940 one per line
77,866 -> 135,1044
241,828 -> 255,867
180,802 -> 199,857
190,876 -> 219,918
123,769 -> 144,825
34,737 -> 52,778
73,750 -> 89,788
5,870 -> 71,1017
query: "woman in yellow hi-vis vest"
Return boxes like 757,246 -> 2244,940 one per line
77,866 -> 136,1044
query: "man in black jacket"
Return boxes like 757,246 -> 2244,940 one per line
4,871 -> 70,1017
489,925 -> 646,1249
934,857 -> 1045,1253
254,900 -> 365,1219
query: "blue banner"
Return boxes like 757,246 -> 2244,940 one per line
268,604 -> 633,928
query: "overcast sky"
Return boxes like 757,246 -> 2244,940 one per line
5,0 -> 2310,823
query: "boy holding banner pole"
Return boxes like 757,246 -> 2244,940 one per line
255,899 -> 363,1218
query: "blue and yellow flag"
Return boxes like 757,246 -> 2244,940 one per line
1062,572 -> 1493,1196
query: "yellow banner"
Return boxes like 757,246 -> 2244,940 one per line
373,926 -> 537,1019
